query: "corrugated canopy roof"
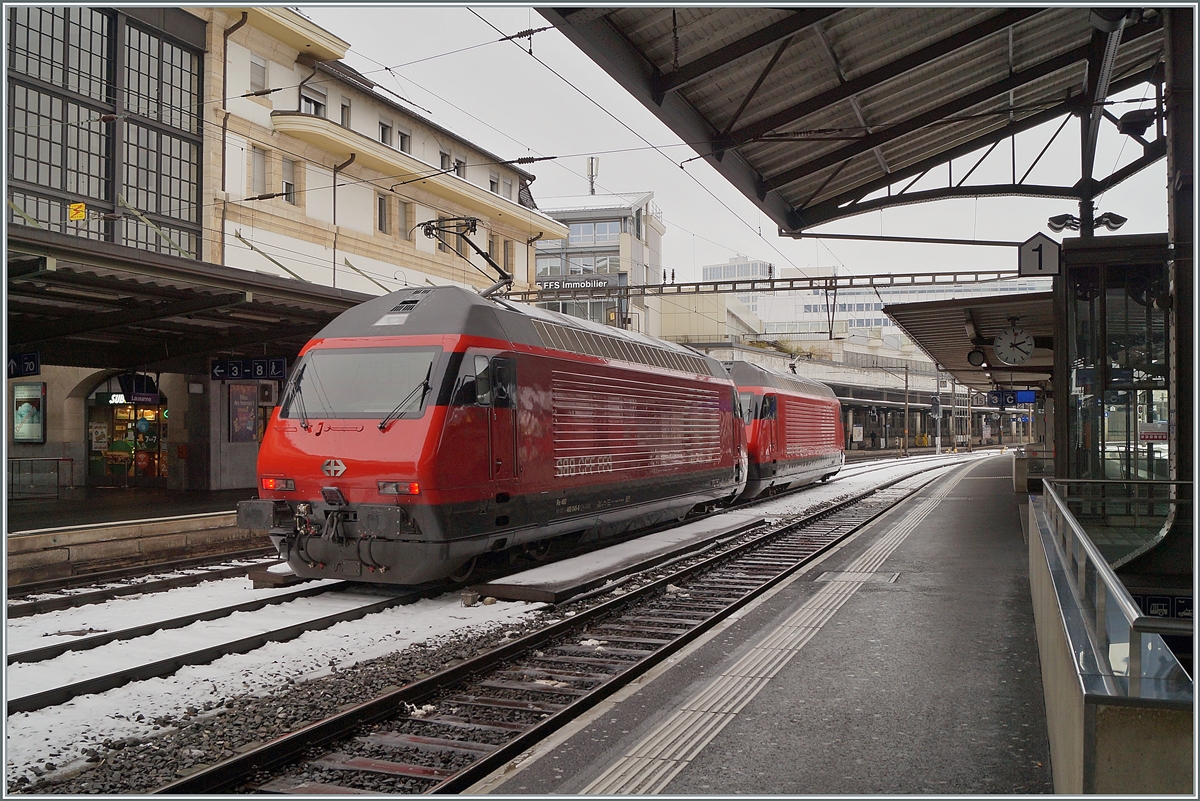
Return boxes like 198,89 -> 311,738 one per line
884,290 -> 1054,393
541,7 -> 1166,235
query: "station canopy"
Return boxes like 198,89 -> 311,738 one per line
8,227 -> 372,374
884,292 -> 1054,393
540,7 -> 1165,235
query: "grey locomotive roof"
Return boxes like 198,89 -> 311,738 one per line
723,360 -> 838,400
312,286 -> 729,379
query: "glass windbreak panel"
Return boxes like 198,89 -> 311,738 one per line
1067,259 -> 1170,481
279,347 -> 441,420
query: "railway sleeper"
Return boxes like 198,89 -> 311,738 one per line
552,644 -> 655,658
584,632 -> 675,646
527,654 -> 633,669
443,693 -> 567,713
410,715 -> 527,734
494,667 -> 608,684
258,777 -> 375,794
608,615 -> 702,627
309,753 -> 453,781
474,679 -> 589,697
358,732 -> 497,756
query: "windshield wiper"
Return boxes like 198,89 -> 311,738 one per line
285,366 -> 311,430
378,363 -> 432,431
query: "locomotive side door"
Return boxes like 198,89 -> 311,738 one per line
760,393 -> 779,461
476,354 -> 518,481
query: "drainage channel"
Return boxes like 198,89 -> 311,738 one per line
154,471 -> 936,795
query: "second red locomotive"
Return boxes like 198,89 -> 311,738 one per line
725,361 -> 845,499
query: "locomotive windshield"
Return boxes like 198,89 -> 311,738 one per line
279,346 -> 442,420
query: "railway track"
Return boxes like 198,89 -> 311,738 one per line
6,583 -> 438,715
153,463 -> 954,794
7,551 -> 278,618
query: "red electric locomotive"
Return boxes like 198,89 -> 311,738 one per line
238,286 -> 746,584
725,361 -> 844,499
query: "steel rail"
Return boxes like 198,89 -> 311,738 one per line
153,460 -> 956,794
7,546 -> 275,599
7,559 -> 279,619
7,581 -> 347,665
7,586 -> 433,715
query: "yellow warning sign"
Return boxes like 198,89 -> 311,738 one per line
68,202 -> 86,221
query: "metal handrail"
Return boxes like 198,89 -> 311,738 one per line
1042,478 -> 1192,694
7,457 -> 74,500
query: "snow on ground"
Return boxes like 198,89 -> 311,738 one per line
8,591 -> 420,699
7,576 -> 341,653
3,450 -> 996,780
5,595 -> 543,779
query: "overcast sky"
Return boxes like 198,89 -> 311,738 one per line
304,5 -> 1168,282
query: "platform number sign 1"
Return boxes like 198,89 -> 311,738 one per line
1019,233 -> 1061,277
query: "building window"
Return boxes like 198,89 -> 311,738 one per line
635,208 -> 643,240
300,88 -> 325,117
10,7 -> 111,103
594,220 -> 620,243
454,159 -> 466,178
504,239 -> 514,273
123,121 -> 198,222
379,121 -> 391,147
340,100 -> 351,127
488,233 -> 498,259
569,222 -> 594,246
397,201 -> 409,237
489,172 -> 500,194
440,151 -> 451,171
250,54 -> 267,93
251,146 -> 266,196
536,256 -> 561,276
502,178 -> 513,199
124,23 -> 200,133
595,255 -> 620,274
281,158 -> 297,204
396,128 -> 411,153
377,194 -> 389,233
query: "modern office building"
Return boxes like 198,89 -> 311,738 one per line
757,267 -> 1053,350
534,191 -> 665,334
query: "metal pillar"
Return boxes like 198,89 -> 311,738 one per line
1166,8 -> 1193,484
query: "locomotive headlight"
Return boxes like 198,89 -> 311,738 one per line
378,480 -> 420,496
261,477 -> 295,491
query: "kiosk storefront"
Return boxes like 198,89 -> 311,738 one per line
86,374 -> 168,487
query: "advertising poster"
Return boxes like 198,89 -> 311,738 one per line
90,422 -> 110,451
229,384 -> 259,442
13,382 -> 45,443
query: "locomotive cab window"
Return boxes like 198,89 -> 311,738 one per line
279,346 -> 441,420
474,355 -> 492,406
452,354 -> 516,408
760,394 -> 778,420
738,392 -> 757,422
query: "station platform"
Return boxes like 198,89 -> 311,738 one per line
6,487 -> 256,533
473,454 -> 1055,794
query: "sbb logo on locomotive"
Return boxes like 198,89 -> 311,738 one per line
555,454 -> 614,477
